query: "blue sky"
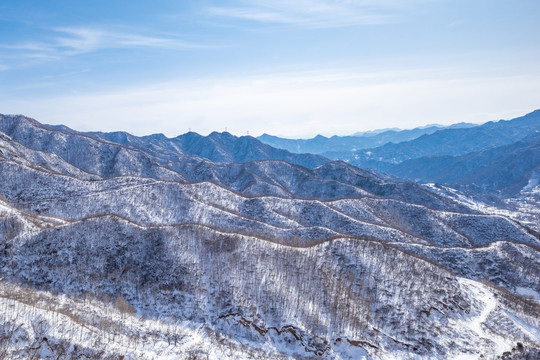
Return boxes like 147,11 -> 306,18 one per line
1,0 -> 539,137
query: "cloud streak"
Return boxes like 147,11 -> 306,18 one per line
0,26 -> 208,64
53,27 -> 205,54
207,0 -> 431,28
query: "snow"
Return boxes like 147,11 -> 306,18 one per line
504,309 -> 540,343
522,172 -> 539,192
451,280 -> 502,359
516,287 -> 540,302
0,282 -> 273,359
1,114 -> 540,359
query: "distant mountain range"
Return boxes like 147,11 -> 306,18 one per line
0,115 -> 438,202
259,110 -> 540,197
45,122 -> 329,169
331,110 -> 540,168
258,122 -> 477,154
391,131 -> 540,196
4,111 -> 539,199
351,122 -> 475,137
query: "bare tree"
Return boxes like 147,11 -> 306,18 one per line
0,320 -> 21,360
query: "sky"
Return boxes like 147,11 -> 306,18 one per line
0,0 -> 539,138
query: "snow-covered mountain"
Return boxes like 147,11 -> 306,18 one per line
324,110 -> 540,170
390,132 -> 540,197
48,119 -> 330,169
257,111 -> 540,200
0,114 -> 539,359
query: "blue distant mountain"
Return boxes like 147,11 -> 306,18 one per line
258,122 -> 477,154
322,110 -> 540,168
390,131 -> 540,196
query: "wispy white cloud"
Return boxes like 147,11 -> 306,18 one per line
0,26 -> 209,63
39,68 -> 91,80
0,64 -> 9,72
207,0 -> 432,28
53,27 -> 205,55
447,19 -> 465,27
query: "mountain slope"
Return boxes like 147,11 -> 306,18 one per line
390,132 -> 540,196
3,210 -> 539,359
0,114 -> 467,206
6,125 -> 536,252
1,114 -> 539,359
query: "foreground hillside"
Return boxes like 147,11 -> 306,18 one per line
0,115 -> 539,359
